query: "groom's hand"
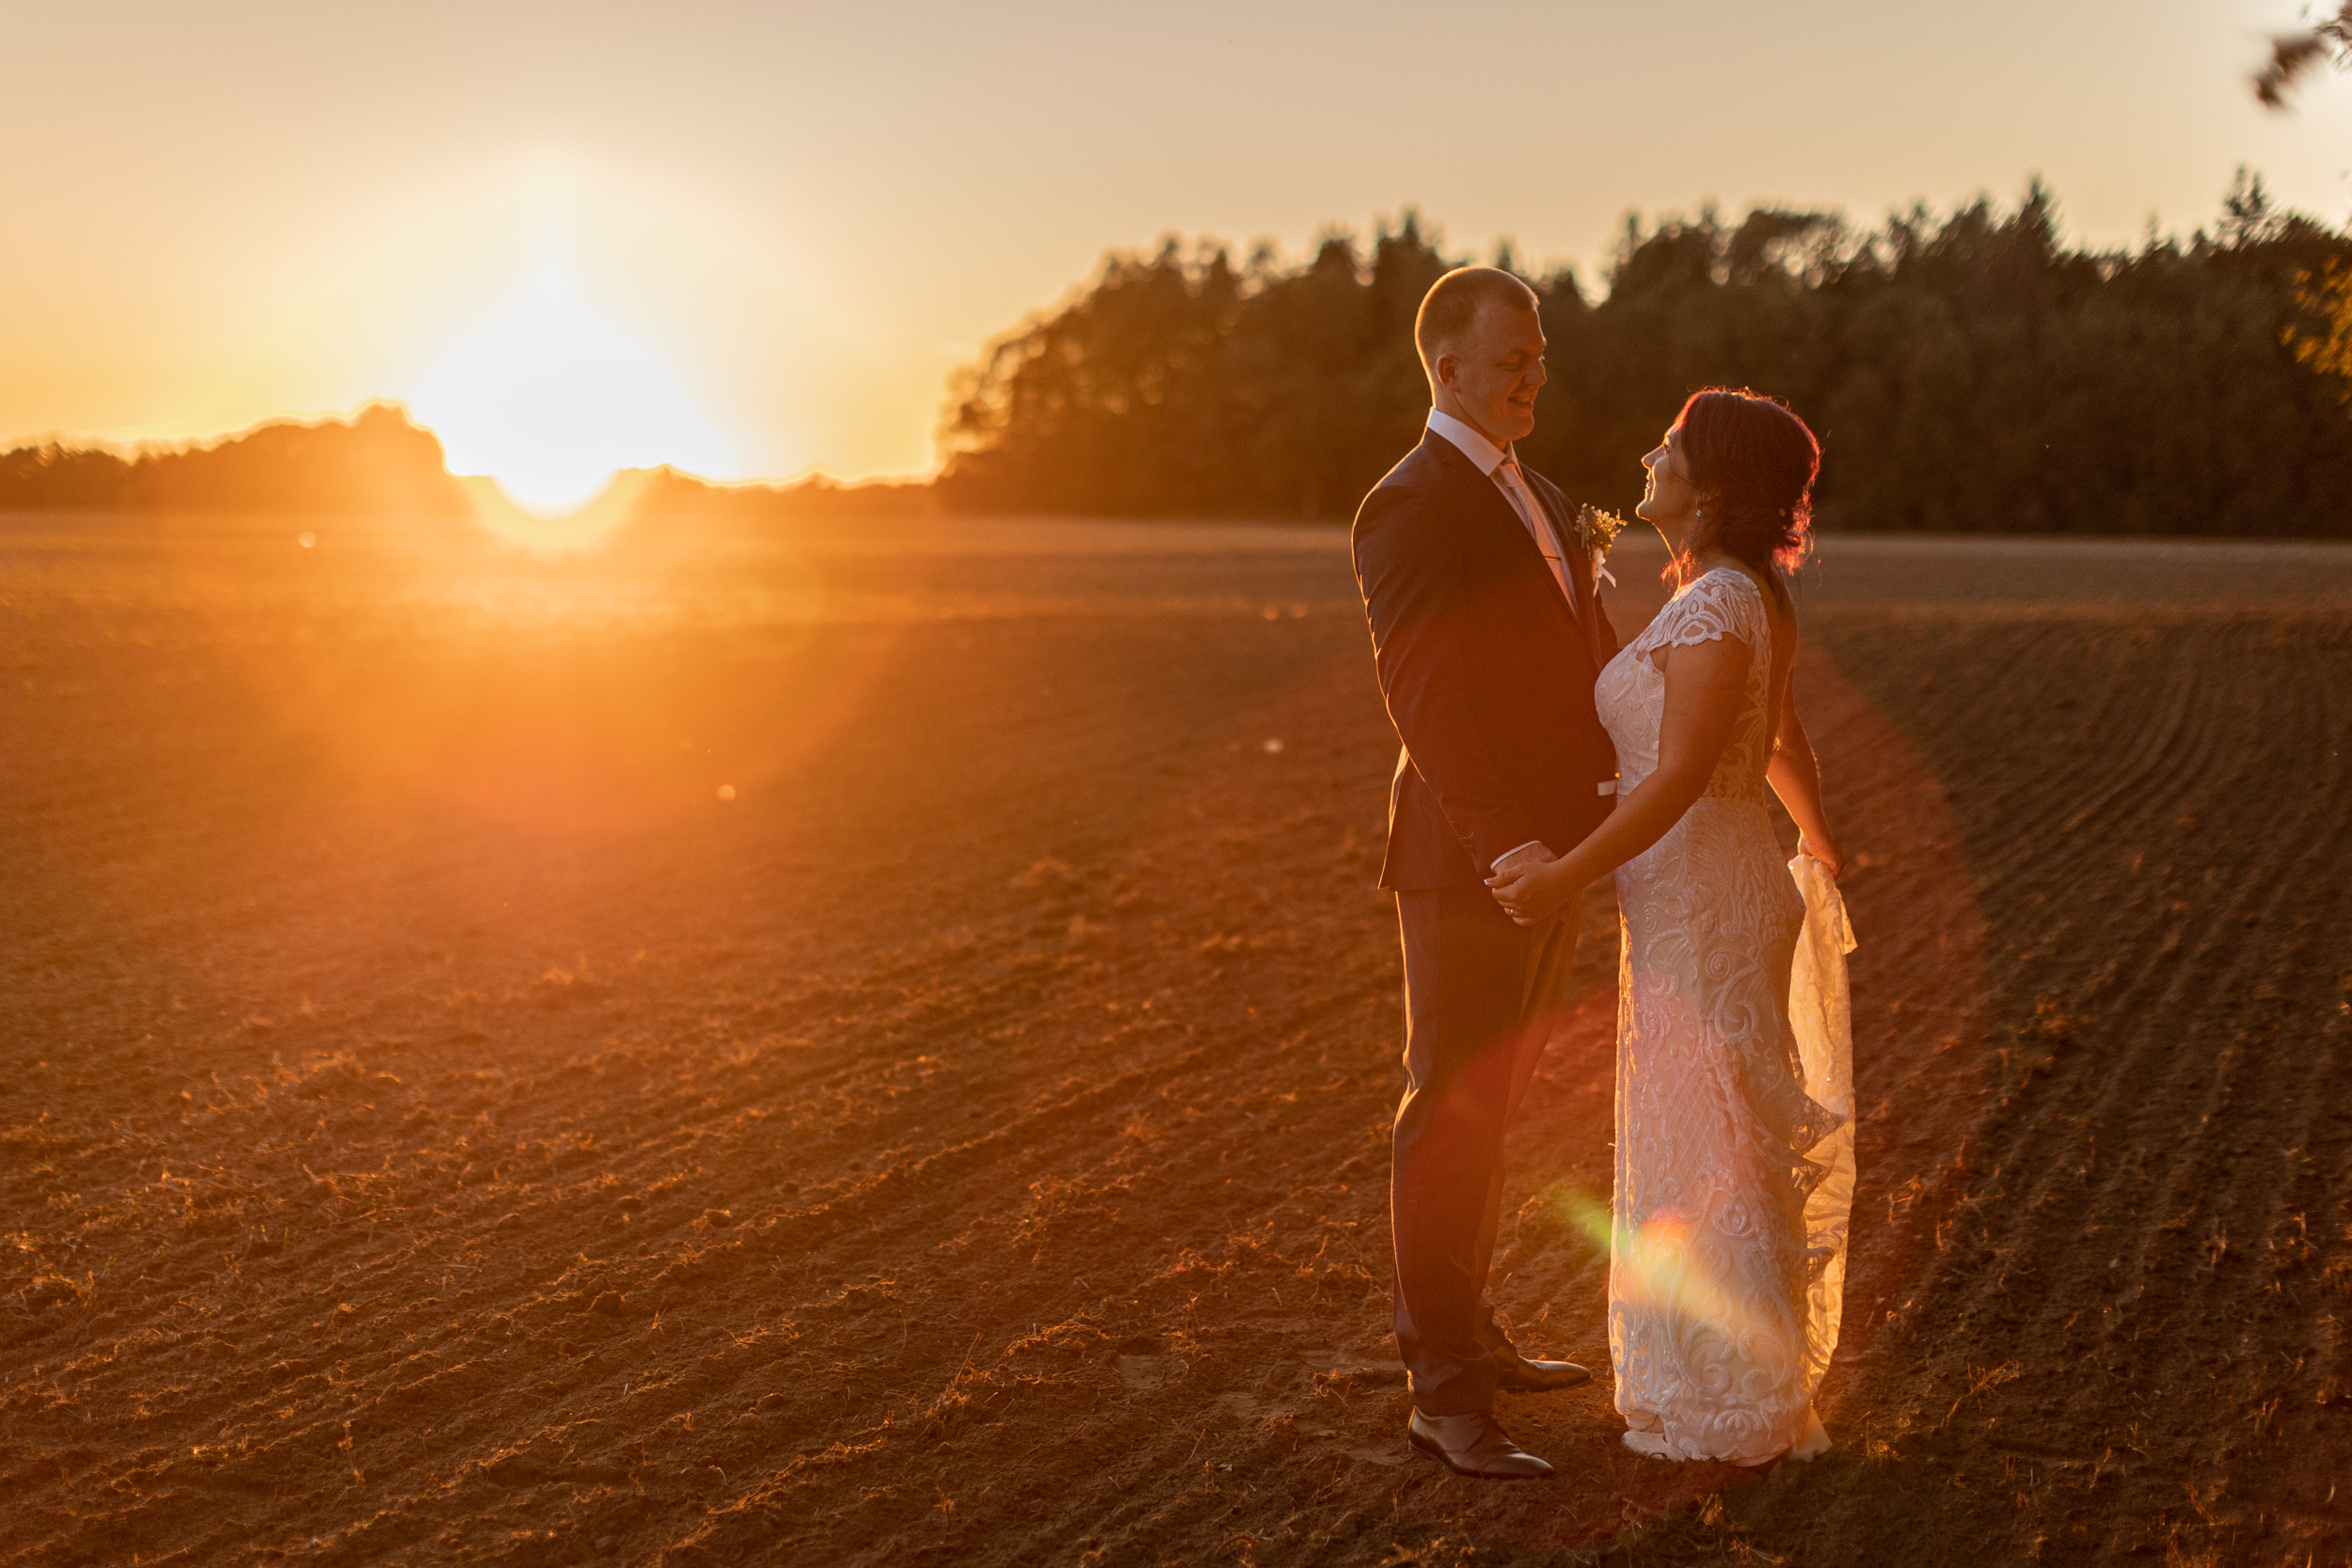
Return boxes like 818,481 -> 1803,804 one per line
1486,846 -> 1580,927
1486,843 -> 1571,927
1488,842 -> 1555,879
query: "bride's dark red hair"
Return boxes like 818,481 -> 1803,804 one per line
1669,388 -> 1820,594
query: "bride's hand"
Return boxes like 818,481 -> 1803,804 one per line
1485,857 -> 1579,927
1796,832 -> 1847,879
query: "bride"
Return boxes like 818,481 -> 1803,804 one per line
1486,388 -> 1856,1465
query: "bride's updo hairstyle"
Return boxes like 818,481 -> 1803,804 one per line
1669,388 -> 1820,605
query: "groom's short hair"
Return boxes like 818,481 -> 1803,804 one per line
1415,267 -> 1540,375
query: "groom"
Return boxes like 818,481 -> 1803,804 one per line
1350,267 -> 1621,1481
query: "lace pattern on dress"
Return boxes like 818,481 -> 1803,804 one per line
1641,571 -> 1774,808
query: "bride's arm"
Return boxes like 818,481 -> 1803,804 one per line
1486,638 -> 1748,926
1765,677 -> 1846,877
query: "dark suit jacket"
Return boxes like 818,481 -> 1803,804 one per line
1352,430 -> 1622,891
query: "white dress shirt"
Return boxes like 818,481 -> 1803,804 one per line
1425,407 -> 1577,613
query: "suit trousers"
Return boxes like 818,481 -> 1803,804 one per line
1391,883 -> 1578,1416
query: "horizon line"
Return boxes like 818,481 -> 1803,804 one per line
0,401 -> 945,493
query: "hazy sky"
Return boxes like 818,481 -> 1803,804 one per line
8,0 -> 2352,488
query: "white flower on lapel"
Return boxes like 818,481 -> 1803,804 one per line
1574,504 -> 1630,587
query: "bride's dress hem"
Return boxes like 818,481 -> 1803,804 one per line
1618,1403 -> 1832,1465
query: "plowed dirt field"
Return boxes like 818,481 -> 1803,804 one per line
4,515 -> 2349,1566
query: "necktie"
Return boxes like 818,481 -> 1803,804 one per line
1496,455 -> 1576,613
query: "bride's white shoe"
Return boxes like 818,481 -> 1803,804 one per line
1619,1409 -> 1666,1458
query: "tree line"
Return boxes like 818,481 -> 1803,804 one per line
937,174 -> 2352,536
11,175 -> 2351,538
0,404 -> 918,525
0,404 -> 472,515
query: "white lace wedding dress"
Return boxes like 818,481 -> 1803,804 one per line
1593,567 -> 1856,1465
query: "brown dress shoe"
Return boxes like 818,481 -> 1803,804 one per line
1492,1345 -> 1593,1392
1406,1410 -> 1555,1480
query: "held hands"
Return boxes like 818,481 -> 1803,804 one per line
1485,846 -> 1581,927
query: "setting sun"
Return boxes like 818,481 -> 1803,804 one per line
408,247 -> 736,515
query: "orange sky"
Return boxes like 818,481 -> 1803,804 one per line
6,0 -> 2350,494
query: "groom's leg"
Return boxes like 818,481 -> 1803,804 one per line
1470,911 -> 1580,1353
1392,885 -> 1540,1416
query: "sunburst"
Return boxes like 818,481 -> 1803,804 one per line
410,247 -> 736,520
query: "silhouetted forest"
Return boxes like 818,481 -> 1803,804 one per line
0,406 -> 925,526
0,404 -> 471,515
938,175 -> 2352,536
618,467 -> 936,525
11,177 -> 2350,537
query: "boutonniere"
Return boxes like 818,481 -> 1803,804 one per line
1574,504 -> 1630,587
